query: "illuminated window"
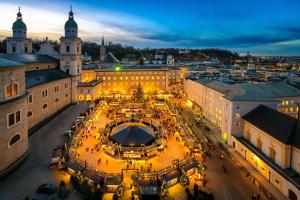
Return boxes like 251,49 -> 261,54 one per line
245,131 -> 251,141
146,76 -> 149,80
136,76 -> 139,80
290,107 -> 294,112
131,76 -> 134,80
157,76 -> 160,80
6,84 -> 18,97
125,76 -> 128,80
269,147 -> 276,161
257,138 -> 262,150
282,101 -> 285,105
108,76 -> 110,80
286,101 -> 289,105
113,76 -> 116,80
152,76 -> 155,80
103,76 -> 106,80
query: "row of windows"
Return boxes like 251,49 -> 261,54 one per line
12,46 -> 29,53
27,97 -> 62,117
101,76 -> 166,81
39,84 -> 69,99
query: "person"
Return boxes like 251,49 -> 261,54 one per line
222,165 -> 227,173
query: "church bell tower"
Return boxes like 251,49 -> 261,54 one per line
60,6 -> 82,103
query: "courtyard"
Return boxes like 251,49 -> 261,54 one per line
66,98 -> 203,198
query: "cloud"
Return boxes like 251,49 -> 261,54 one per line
0,2 -> 163,44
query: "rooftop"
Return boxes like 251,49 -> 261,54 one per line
242,105 -> 300,148
193,78 -> 300,101
0,57 -> 24,68
98,65 -> 180,71
0,53 -> 58,64
25,69 -> 71,88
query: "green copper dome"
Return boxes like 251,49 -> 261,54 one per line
13,19 -> 27,30
64,19 -> 78,29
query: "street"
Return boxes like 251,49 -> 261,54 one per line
179,104 -> 266,200
0,103 -> 89,200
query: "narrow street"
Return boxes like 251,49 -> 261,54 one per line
178,104 -> 266,200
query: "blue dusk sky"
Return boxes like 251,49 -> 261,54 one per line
0,0 -> 300,55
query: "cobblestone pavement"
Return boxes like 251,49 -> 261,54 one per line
0,103 -> 89,200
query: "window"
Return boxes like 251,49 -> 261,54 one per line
235,122 -> 240,127
42,90 -> 48,98
55,98 -> 59,103
27,111 -> 33,117
269,147 -> 276,161
66,46 -> 70,53
66,69 -> 69,74
25,47 -> 28,53
77,46 -> 79,52
12,46 -> 16,52
245,131 -> 251,141
257,138 -> 262,150
54,86 -> 59,93
27,94 -> 33,104
9,134 -> 21,147
6,84 -> 18,97
65,83 -> 68,88
235,104 -> 240,110
42,104 -> 48,109
7,110 -> 21,128
65,94 -> 68,97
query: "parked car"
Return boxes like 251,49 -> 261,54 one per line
37,183 -> 56,194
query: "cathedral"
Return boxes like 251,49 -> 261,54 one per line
0,7 -> 81,178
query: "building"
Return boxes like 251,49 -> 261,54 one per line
145,54 -> 175,65
6,7 -> 32,54
0,58 -> 28,178
0,7 -> 80,178
78,65 -> 181,99
184,77 -> 300,145
232,105 -> 300,200
99,36 -> 106,63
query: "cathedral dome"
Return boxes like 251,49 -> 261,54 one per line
13,20 -> 27,30
64,19 -> 78,29
13,9 -> 27,30
64,9 -> 78,29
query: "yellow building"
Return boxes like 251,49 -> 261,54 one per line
81,65 -> 180,97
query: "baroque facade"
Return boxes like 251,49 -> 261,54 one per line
0,7 -> 79,177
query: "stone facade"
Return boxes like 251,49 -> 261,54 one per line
26,77 -> 72,129
0,66 -> 28,176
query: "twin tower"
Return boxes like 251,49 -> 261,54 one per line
6,7 -> 82,80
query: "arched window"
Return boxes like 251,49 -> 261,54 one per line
9,134 -> 21,147
28,111 -> 33,117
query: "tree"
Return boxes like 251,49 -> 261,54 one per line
133,83 -> 144,103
